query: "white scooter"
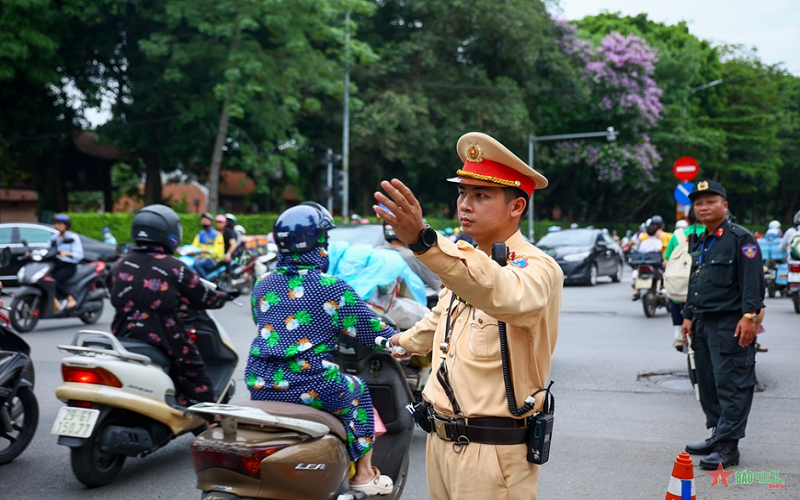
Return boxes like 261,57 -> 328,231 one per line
52,305 -> 238,487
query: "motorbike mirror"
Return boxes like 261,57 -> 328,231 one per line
0,247 -> 10,268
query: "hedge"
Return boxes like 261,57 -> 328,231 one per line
68,212 -> 655,246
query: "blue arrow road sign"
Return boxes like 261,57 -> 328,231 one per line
674,182 -> 694,205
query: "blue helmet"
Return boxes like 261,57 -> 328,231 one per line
274,202 -> 335,254
54,213 -> 71,229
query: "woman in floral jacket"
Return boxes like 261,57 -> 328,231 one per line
246,203 -> 396,495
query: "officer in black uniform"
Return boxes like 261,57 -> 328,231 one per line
681,180 -> 765,469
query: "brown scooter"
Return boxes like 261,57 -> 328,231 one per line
188,333 -> 416,500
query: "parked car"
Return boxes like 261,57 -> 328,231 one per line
0,223 -> 119,286
535,228 -> 624,286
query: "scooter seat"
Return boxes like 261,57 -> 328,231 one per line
237,400 -> 348,442
84,337 -> 172,369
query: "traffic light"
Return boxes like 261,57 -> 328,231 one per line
333,170 -> 345,199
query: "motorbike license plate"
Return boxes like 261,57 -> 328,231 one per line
51,407 -> 100,438
788,272 -> 800,283
768,269 -> 777,279
636,278 -> 653,289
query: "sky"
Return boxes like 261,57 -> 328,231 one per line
555,0 -> 800,75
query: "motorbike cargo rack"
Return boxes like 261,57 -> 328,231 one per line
187,403 -> 330,438
57,330 -> 152,364
627,251 -> 664,266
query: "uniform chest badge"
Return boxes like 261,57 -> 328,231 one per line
741,243 -> 758,260
509,258 -> 528,268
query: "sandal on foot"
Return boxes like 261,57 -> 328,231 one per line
755,343 -> 768,353
351,467 -> 393,496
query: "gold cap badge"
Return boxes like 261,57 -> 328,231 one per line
466,144 -> 483,163
697,181 -> 709,191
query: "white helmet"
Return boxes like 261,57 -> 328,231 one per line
768,220 -> 781,229
234,224 -> 246,235
676,220 -> 688,229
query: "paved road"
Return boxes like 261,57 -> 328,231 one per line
1,270 -> 798,498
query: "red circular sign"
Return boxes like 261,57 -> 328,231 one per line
673,156 -> 699,181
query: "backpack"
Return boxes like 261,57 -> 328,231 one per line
790,232 -> 800,260
664,229 -> 692,303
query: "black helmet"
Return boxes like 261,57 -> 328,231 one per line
273,202 -> 335,254
650,215 -> 664,229
131,204 -> 183,254
383,221 -> 399,243
54,213 -> 71,229
794,210 -> 800,226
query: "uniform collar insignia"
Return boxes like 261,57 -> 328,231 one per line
466,144 -> 484,163
698,181 -> 709,191
715,227 -> 725,237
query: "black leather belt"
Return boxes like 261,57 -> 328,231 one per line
430,412 -> 529,445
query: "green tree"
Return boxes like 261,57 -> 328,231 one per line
300,0 -> 580,217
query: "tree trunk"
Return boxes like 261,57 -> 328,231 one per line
207,19 -> 242,214
208,94 -> 231,214
142,151 -> 162,206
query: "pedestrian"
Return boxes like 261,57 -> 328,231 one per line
374,132 -> 563,500
664,208 -> 705,351
681,180 -> 765,469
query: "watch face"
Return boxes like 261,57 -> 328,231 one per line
422,227 -> 438,246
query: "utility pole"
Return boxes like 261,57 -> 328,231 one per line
341,8 -> 351,223
527,127 -> 617,241
326,148 -> 334,214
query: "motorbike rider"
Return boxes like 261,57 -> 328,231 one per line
638,222 -> 663,254
49,214 -> 85,311
215,214 -> 239,265
380,220 -> 442,291
106,205 -> 233,406
779,210 -> 800,255
765,220 -> 782,239
246,202 -> 397,496
101,226 -> 117,245
638,215 -> 671,258
192,213 -> 225,280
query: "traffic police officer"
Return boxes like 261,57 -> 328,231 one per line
681,180 -> 765,469
374,132 -> 563,500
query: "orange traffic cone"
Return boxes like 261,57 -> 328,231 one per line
665,451 -> 696,500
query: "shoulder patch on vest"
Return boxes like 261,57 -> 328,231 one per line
741,243 -> 758,260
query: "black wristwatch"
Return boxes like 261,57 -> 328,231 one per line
408,226 -> 438,253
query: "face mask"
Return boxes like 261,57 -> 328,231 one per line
202,223 -> 211,229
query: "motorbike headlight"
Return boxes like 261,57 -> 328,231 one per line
562,250 -> 591,262
30,267 -> 49,283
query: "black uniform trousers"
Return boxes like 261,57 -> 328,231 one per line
692,312 -> 756,441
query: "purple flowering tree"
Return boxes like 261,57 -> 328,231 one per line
554,23 -> 664,188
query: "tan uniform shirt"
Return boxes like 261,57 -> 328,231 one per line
399,231 -> 563,418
